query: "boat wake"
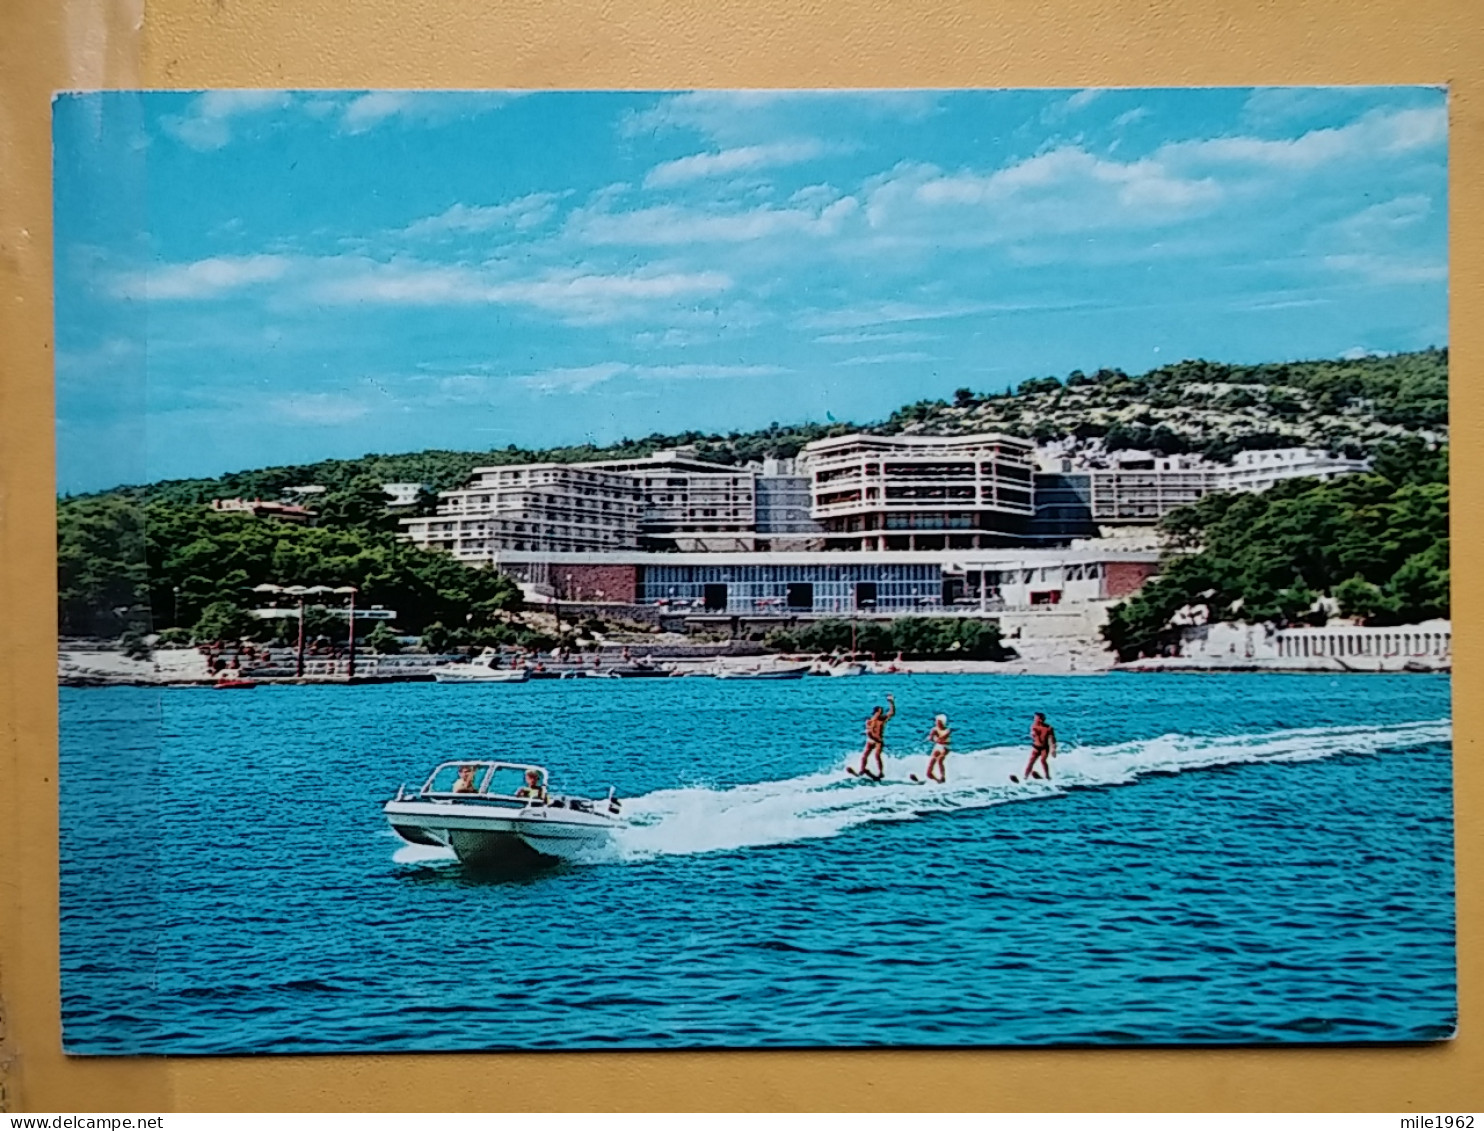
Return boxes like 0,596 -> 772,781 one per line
611,719 -> 1450,861
391,719 -> 1448,867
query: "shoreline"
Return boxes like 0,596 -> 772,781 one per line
57,645 -> 1448,687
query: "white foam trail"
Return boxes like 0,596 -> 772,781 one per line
611,719 -> 1450,861
392,843 -> 457,866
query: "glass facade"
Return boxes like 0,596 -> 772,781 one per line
639,562 -> 943,613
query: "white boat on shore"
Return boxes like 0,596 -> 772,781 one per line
384,759 -> 623,866
713,664 -> 811,680
812,655 -> 873,677
432,647 -> 529,683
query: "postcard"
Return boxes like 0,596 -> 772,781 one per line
54,88 -> 1452,1053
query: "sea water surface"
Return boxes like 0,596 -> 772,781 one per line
60,672 -> 1455,1053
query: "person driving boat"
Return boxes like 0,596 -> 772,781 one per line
514,768 -> 548,802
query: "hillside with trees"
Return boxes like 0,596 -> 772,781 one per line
1101,439 -> 1449,661
67,349 -> 1447,510
893,348 -> 1447,463
58,348 -> 1448,646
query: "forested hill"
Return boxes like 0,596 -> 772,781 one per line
889,348 -> 1448,463
74,348 -> 1446,505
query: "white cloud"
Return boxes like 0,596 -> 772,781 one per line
814,329 -> 936,345
569,196 -> 859,245
1240,86 -> 1412,128
852,104 -> 1444,252
633,363 -> 785,380
312,260 -> 732,322
512,360 -> 784,394
801,299 -> 994,332
268,393 -> 371,424
401,193 -> 562,238
1326,194 -> 1432,247
835,351 -> 934,366
1065,88 -> 1105,112
644,140 -> 827,188
112,255 -> 291,300
340,91 -> 521,135
514,363 -> 629,394
162,90 -> 292,150
1169,105 -> 1446,170
1321,254 -> 1446,285
863,152 -> 1221,241
1113,107 -> 1150,128
623,90 -> 938,146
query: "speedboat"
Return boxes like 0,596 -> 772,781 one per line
811,656 -> 870,677
432,647 -> 529,683
714,664 -> 810,680
384,760 -> 623,866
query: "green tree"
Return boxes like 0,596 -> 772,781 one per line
421,621 -> 452,654
192,600 -> 255,643
364,623 -> 403,654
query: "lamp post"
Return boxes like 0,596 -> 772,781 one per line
295,596 -> 306,678
343,587 -> 359,680
171,585 -> 180,629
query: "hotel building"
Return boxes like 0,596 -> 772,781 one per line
485,546 -> 1160,617
398,437 -> 1372,620
798,432 -> 1037,550
400,463 -> 642,557
574,450 -> 762,551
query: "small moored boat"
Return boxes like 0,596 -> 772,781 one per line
433,647 -> 529,684
714,664 -> 810,680
384,760 -> 623,866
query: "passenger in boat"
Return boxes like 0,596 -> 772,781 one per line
1023,712 -> 1057,781
924,714 -> 951,783
515,769 -> 548,803
856,693 -> 896,780
452,764 -> 480,794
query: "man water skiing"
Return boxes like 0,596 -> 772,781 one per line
1018,711 -> 1057,782
849,693 -> 896,780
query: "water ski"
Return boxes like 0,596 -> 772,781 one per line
846,767 -> 883,782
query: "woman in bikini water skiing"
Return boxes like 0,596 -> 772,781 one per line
923,714 -> 951,783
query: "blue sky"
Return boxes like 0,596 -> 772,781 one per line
53,87 -> 1448,493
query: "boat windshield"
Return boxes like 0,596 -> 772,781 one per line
421,760 -> 547,798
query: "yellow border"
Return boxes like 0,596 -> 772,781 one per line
4,0 -> 1482,1112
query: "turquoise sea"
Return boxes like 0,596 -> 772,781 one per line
59,672 -> 1455,1053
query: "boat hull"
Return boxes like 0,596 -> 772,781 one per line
714,666 -> 810,680
384,798 -> 617,864
432,669 -> 529,683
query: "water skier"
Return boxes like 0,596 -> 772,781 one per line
924,714 -> 952,783
851,693 -> 895,780
1021,712 -> 1057,781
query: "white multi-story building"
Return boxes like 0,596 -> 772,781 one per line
576,449 -> 759,550
1216,448 -> 1371,492
382,482 -> 427,508
1050,446 -> 1373,525
402,464 -> 642,559
800,432 -> 1037,551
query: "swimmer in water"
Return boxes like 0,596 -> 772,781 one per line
924,714 -> 951,783
1023,712 -> 1057,781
